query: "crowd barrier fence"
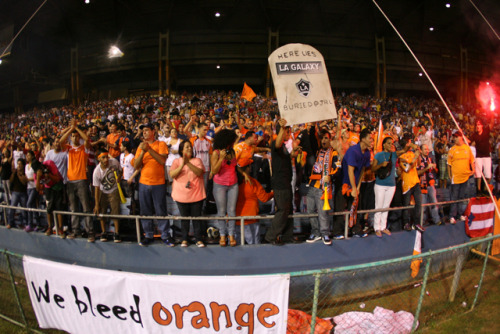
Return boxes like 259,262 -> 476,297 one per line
0,198 -> 471,245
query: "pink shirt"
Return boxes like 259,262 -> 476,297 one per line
213,156 -> 237,186
171,157 -> 206,203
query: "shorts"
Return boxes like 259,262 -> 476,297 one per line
98,189 -> 121,215
45,186 -> 63,214
475,157 -> 492,178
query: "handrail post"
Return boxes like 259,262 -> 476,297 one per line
310,273 -> 321,334
2,205 -> 7,227
420,197 -> 424,227
135,217 -> 141,244
344,213 -> 349,239
412,254 -> 432,332
471,240 -> 492,311
54,210 -> 60,236
240,218 -> 245,245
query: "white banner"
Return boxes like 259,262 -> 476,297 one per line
268,43 -> 337,125
23,256 -> 289,334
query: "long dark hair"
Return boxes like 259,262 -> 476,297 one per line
178,140 -> 191,158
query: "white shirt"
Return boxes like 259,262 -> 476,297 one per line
119,153 -> 135,182
45,150 -> 69,183
93,158 -> 121,194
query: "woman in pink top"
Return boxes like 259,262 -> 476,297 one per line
210,129 -> 239,247
170,140 -> 206,248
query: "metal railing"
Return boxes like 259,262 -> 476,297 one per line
0,197 -> 471,245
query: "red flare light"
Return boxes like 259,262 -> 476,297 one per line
476,81 -> 498,113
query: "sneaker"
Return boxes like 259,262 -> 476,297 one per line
6,224 -> 12,229
196,241 -> 206,248
333,234 -> 345,240
436,220 -> 444,226
113,234 -> 122,243
181,240 -> 189,247
375,231 -> 382,238
322,235 -> 332,245
306,234 -> 322,243
414,224 -> 426,233
24,226 -> 34,233
353,231 -> 368,238
58,231 -> 66,239
459,216 -> 467,221
449,217 -> 456,225
67,232 -> 77,240
139,238 -> 154,246
100,233 -> 108,242
44,228 -> 52,236
87,235 -> 95,243
404,223 -> 412,231
163,238 -> 175,247
382,229 -> 392,236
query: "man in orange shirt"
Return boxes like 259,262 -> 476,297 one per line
234,131 -> 270,182
447,131 -> 475,224
133,123 -> 173,246
59,120 -> 94,241
399,135 -> 425,232
106,122 -> 121,158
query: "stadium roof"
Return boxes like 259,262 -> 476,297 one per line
0,0 -> 499,108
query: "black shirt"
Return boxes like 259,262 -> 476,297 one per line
270,140 -> 292,190
472,127 -> 491,158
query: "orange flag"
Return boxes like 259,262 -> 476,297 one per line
410,231 -> 422,278
241,82 -> 256,102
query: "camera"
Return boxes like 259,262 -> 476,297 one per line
225,149 -> 232,155
42,166 -> 50,175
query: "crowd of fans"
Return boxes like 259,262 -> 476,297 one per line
0,91 -> 499,247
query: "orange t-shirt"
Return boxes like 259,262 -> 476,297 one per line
65,144 -> 88,181
399,151 -> 420,194
107,133 -> 121,158
236,177 -> 273,225
133,141 -> 168,186
234,142 -> 254,166
448,144 -> 474,184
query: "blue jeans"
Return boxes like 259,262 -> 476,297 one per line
235,223 -> 261,244
9,191 -> 27,227
449,181 -> 469,219
26,187 -> 39,227
67,180 -> 93,234
422,186 -> 440,224
138,183 -> 170,239
403,183 -> 422,226
213,182 -> 238,236
306,186 -> 332,237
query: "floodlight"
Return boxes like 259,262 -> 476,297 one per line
216,65 -> 221,69
445,3 -> 451,8
0,59 -> 2,65
215,12 -> 221,18
85,0 -> 90,4
108,45 -> 124,58
429,27 -> 434,31
418,72 -> 423,77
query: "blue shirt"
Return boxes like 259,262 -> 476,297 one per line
374,151 -> 397,187
342,144 -> 371,186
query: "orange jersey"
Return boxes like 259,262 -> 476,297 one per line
106,133 -> 121,158
133,141 -> 168,186
65,144 -> 88,181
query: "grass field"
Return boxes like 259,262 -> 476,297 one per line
0,256 -> 498,333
